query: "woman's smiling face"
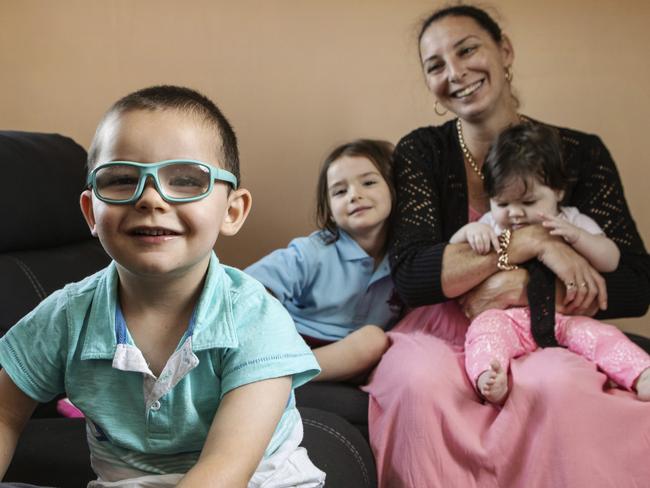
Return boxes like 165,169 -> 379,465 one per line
419,15 -> 514,122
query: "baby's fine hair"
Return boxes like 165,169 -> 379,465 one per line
87,85 -> 240,183
316,139 -> 395,242
483,123 -> 568,200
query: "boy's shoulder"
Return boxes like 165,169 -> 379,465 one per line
207,260 -> 290,319
18,264 -> 113,324
202,261 -> 298,343
64,264 -> 114,296
219,262 -> 270,298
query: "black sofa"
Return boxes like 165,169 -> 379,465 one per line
3,130 -> 649,488
0,131 -> 376,488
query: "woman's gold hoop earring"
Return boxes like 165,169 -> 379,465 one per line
434,100 -> 448,116
505,66 -> 513,83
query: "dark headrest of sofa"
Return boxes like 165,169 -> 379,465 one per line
0,131 -> 110,336
0,131 -> 91,252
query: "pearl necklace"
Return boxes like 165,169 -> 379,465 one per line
456,118 -> 484,181
456,116 -> 527,181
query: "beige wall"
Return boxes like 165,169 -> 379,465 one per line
2,0 -> 648,337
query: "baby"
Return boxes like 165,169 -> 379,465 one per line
451,123 -> 650,405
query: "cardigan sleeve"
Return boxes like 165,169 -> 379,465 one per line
388,129 -> 450,307
565,132 -> 650,319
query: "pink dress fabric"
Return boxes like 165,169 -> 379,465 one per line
362,207 -> 650,487
465,307 -> 650,390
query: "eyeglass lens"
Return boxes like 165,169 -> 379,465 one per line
94,163 -> 211,201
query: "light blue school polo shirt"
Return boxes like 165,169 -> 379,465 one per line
245,230 -> 399,341
0,253 -> 319,476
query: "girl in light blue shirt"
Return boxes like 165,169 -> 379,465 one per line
246,140 -> 399,382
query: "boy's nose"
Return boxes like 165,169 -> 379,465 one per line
135,177 -> 168,209
508,205 -> 524,217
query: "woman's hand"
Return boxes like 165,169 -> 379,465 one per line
538,239 -> 607,312
508,224 -> 607,312
554,278 -> 600,317
459,268 -> 528,320
508,224 -> 553,263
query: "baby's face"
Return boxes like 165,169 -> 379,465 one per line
490,177 -> 564,230
81,108 -> 233,280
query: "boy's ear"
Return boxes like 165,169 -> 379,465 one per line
220,188 -> 252,236
80,190 -> 98,237
555,189 -> 566,203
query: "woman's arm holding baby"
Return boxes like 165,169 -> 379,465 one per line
460,224 -> 607,319
177,376 -> 292,488
0,370 -> 38,479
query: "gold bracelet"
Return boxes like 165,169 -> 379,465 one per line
497,228 -> 519,271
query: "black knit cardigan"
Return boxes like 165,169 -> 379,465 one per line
389,118 -> 650,322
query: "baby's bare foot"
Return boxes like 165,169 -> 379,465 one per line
477,360 -> 508,405
635,368 -> 650,401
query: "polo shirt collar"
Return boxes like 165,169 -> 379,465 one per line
334,230 -> 371,261
192,253 -> 239,351
80,253 -> 238,361
371,254 -> 391,285
334,230 -> 391,285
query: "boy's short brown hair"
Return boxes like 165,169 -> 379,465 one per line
87,85 -> 240,183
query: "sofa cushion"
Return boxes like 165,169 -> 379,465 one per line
296,382 -> 369,440
0,240 -> 109,336
6,409 -> 378,488
0,131 -> 91,252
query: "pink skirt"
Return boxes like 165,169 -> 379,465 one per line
362,301 -> 650,488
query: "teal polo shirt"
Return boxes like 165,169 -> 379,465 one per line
0,253 -> 320,475
245,230 -> 400,341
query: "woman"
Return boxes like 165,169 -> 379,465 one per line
362,5 -> 650,487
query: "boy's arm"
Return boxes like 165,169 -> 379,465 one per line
541,213 -> 620,272
177,376 -> 292,488
0,370 -> 38,479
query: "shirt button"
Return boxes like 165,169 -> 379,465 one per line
151,400 -> 161,411
362,260 -> 372,268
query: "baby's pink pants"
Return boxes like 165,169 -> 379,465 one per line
465,307 -> 650,390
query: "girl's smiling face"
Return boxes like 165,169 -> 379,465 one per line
326,155 -> 392,242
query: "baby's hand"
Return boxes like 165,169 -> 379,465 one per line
539,213 -> 582,244
465,223 -> 499,255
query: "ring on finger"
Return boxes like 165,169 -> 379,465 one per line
580,282 -> 588,288
566,281 -> 576,289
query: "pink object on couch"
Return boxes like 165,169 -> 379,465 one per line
57,397 -> 85,418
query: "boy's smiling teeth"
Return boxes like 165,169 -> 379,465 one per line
132,228 -> 177,236
453,80 -> 483,98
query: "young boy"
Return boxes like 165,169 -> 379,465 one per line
0,86 -> 325,487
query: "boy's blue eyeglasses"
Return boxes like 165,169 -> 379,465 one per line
86,159 -> 238,204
